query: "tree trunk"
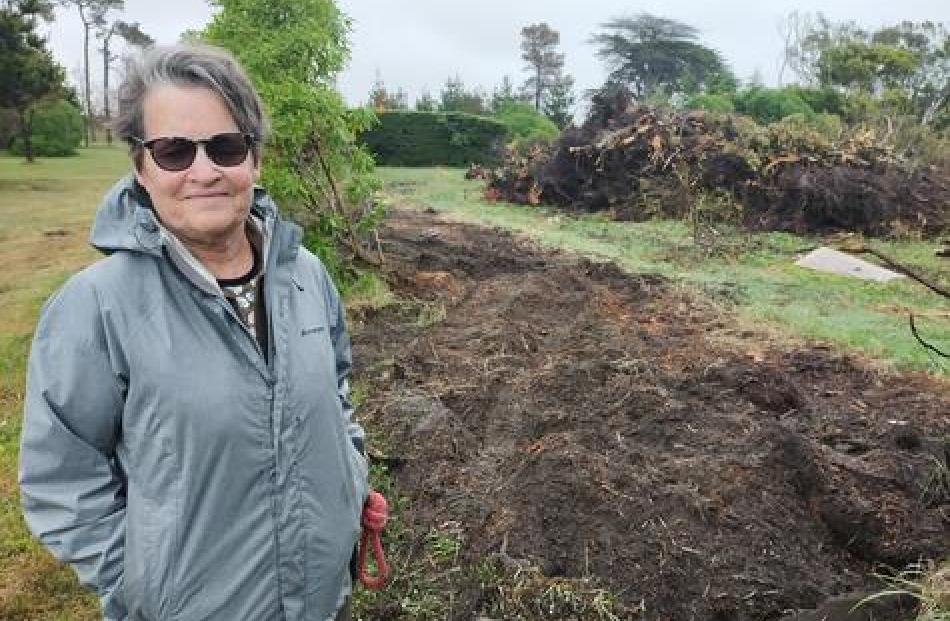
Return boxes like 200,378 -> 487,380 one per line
102,26 -> 113,145
80,5 -> 93,147
19,108 -> 35,163
535,65 -> 542,111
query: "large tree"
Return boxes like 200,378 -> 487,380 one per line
0,0 -> 68,161
590,13 -> 733,98
783,14 -> 949,125
205,0 -> 381,271
58,0 -> 123,146
817,41 -> 918,92
519,23 -> 565,112
98,19 -> 151,144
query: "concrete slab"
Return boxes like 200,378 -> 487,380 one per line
794,247 -> 904,282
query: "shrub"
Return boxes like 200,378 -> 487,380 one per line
784,86 -> 846,117
10,99 -> 83,156
684,94 -> 735,113
768,113 -> 843,154
733,87 -> 815,124
361,111 -> 507,166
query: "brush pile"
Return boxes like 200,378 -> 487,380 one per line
483,105 -> 949,237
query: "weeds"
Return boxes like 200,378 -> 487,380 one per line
855,561 -> 950,621
426,523 -> 463,564
411,300 -> 447,328
919,453 -> 950,506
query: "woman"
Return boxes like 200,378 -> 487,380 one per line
18,44 -> 369,621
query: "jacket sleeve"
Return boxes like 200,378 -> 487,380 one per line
18,276 -> 128,620
321,267 -> 370,504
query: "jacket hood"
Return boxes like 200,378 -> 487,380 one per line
89,175 -> 302,294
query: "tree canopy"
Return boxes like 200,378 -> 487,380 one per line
205,0 -> 381,276
0,0 -> 69,160
590,13 -> 734,99
520,23 -> 565,112
782,14 -> 948,126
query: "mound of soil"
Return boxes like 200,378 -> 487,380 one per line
351,207 -> 949,620
484,106 -> 949,238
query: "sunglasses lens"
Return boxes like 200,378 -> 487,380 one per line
144,133 -> 251,171
150,138 -> 196,171
207,133 -> 250,167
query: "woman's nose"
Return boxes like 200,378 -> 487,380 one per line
187,145 -> 222,180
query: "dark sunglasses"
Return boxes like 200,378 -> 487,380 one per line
131,132 -> 255,172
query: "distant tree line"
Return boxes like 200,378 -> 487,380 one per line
0,0 -> 153,159
367,20 -> 576,139
371,11 -> 947,140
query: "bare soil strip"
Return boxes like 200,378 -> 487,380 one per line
352,207 -> 949,620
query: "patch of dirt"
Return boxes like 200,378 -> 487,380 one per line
351,207 -> 950,621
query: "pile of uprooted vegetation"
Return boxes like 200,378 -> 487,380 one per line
483,105 -> 949,238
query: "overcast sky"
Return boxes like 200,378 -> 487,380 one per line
43,0 -> 949,114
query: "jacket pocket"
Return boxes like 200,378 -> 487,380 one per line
123,440 -> 179,619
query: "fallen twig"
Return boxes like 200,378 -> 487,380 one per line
909,314 -> 949,358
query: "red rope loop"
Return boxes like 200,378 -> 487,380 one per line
357,491 -> 389,590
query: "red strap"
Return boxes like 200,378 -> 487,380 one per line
357,491 -> 389,590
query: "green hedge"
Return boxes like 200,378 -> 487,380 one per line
361,111 -> 507,166
494,102 -> 559,142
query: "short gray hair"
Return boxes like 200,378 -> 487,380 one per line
114,44 -> 269,167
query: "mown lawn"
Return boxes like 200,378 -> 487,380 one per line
378,166 -> 950,376
0,146 -> 128,619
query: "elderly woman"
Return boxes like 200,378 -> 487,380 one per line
18,44 -> 369,621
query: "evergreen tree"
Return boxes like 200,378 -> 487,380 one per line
0,0 -> 69,161
590,13 -> 733,98
439,74 -> 487,115
415,89 -> 436,112
98,19 -> 152,144
519,23 -> 564,111
58,0 -> 123,145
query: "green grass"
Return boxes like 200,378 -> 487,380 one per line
378,166 -> 950,375
0,145 -> 128,620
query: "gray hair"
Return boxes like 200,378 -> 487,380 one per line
114,44 -> 269,167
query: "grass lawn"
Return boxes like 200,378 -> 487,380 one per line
378,166 -> 950,376
0,145 -> 128,620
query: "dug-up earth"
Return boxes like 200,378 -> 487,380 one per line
351,207 -> 949,621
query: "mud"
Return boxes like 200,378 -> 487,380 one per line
351,207 -> 949,620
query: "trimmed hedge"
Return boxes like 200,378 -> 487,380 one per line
494,102 -> 559,142
361,111 -> 507,166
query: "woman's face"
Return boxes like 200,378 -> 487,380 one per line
135,84 -> 260,249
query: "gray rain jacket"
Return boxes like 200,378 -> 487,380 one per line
19,176 -> 370,620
